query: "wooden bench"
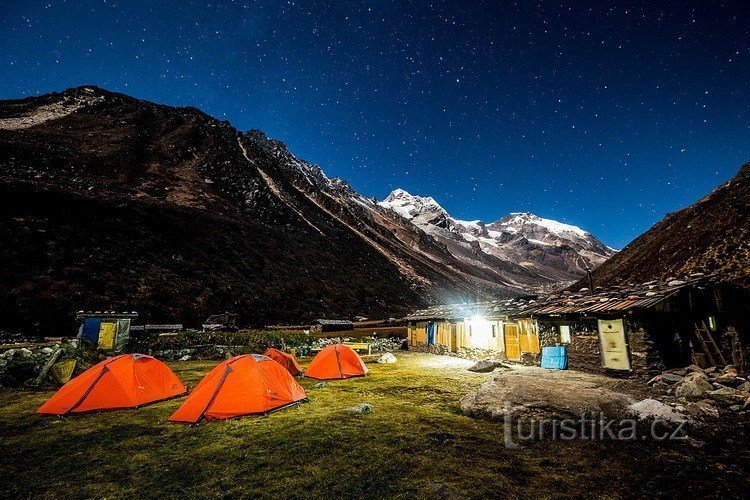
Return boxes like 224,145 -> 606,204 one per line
343,342 -> 372,355
308,342 -> 373,356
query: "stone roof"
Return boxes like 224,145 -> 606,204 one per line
405,297 -> 538,321
314,318 -> 353,325
406,274 -> 731,321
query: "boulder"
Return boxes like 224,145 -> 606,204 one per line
685,400 -> 719,419
665,368 -> 688,377
713,374 -> 744,387
659,372 -> 685,384
674,372 -> 713,399
708,386 -> 745,406
738,381 -> 750,392
468,360 -> 497,373
628,399 -> 688,423
346,403 -> 373,413
377,352 -> 397,364
687,364 -> 704,373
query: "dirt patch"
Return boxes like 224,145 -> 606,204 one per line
461,366 -> 647,419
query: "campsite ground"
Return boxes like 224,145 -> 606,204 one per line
1,352 -> 749,498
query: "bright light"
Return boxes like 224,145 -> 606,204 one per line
468,316 -> 493,348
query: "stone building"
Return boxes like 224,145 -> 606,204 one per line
405,298 -> 540,361
517,276 -> 748,376
406,276 -> 747,376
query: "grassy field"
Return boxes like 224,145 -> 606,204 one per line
1,352 -> 748,498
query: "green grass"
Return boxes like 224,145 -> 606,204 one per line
0,352 -> 747,498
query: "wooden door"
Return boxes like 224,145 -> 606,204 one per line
504,323 -> 521,360
519,321 -> 540,354
598,319 -> 631,370
450,323 -> 458,352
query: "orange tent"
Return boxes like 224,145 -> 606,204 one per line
169,354 -> 307,423
38,354 -> 186,415
263,348 -> 303,376
304,344 -> 369,380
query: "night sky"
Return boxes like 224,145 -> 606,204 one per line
2,1 -> 749,248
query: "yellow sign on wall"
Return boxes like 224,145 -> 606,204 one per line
98,322 -> 117,350
597,319 -> 630,370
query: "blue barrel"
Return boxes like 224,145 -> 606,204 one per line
541,345 -> 568,369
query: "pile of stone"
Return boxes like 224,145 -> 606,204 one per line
0,340 -> 80,388
456,347 -> 504,361
467,359 -> 512,373
648,364 -> 750,417
153,348 -> 198,360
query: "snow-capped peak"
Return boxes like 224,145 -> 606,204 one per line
494,212 -> 589,238
379,189 -> 447,220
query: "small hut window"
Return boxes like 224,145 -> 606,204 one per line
708,316 -> 718,331
559,325 -> 572,343
491,325 -> 497,338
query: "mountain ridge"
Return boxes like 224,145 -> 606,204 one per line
1,86 -> 613,334
577,162 -> 750,289
378,188 -> 615,287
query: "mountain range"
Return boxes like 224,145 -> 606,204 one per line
0,86 -> 612,334
379,189 -> 614,288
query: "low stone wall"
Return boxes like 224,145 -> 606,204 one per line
0,339 -> 81,387
409,342 -> 452,355
410,342 -> 509,361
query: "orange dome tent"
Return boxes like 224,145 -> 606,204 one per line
304,344 -> 369,380
263,348 -> 303,376
38,354 -> 186,415
169,354 -> 307,423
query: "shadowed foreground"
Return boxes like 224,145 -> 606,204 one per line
1,352 -> 748,498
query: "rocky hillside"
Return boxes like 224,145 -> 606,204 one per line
379,189 -> 615,288
582,163 -> 750,288
0,86 -> 611,335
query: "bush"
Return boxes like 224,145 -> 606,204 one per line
129,329 -> 317,359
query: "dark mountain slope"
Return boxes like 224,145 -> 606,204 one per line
582,163 -> 750,289
0,86 -> 528,335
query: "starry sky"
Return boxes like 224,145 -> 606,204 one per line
1,1 -> 749,248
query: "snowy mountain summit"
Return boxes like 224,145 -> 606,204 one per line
379,189 -> 615,287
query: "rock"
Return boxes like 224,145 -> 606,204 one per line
730,405 -> 742,412
686,400 -> 720,419
714,374 -> 744,387
687,364 -> 704,373
346,403 -> 373,413
665,368 -> 688,377
628,399 -> 688,423
744,397 -> 750,409
704,366 -> 717,374
468,360 -> 497,373
674,372 -> 713,399
376,352 -> 397,364
314,382 -> 329,388
650,381 -> 670,391
178,355 -> 192,361
708,387 -> 745,406
659,372 -> 685,384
